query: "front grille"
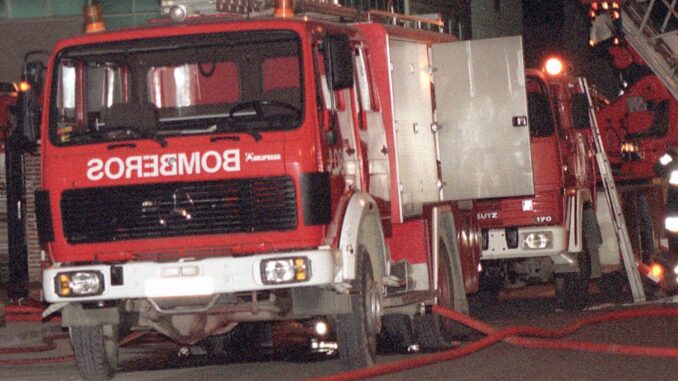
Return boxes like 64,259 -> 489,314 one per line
61,176 -> 297,244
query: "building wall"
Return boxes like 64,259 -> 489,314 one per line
471,0 -> 522,39
0,0 -> 160,83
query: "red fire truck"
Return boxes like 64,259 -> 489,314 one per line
32,2 -> 537,379
473,60 -> 601,309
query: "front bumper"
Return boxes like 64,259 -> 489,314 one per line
43,248 -> 340,303
481,226 -> 567,260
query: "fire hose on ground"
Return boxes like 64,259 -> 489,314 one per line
316,305 -> 678,381
0,303 -> 71,366
1,303 -> 677,377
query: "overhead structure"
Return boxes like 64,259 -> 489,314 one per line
160,0 -> 445,31
589,0 -> 678,100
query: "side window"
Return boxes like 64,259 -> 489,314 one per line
263,56 -> 299,92
147,62 -> 240,109
86,65 -> 124,112
262,56 -> 302,110
57,63 -> 77,123
526,77 -> 555,137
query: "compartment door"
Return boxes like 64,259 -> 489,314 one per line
389,38 -> 439,218
432,36 -> 534,200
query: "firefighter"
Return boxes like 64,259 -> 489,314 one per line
653,146 -> 678,291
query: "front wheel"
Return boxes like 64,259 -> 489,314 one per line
336,246 -> 381,369
70,324 -> 119,381
414,240 -> 469,349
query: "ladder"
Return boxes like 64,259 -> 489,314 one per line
580,77 -> 646,303
620,0 -> 678,100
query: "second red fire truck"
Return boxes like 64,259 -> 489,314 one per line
474,59 -> 601,309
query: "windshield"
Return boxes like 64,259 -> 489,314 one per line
50,30 -> 303,146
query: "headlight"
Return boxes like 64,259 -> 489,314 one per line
261,257 -> 310,285
659,153 -> 673,166
669,170 -> 678,186
665,216 -> 678,233
620,141 -> 642,161
522,232 -> 553,250
55,271 -> 104,297
314,319 -> 329,336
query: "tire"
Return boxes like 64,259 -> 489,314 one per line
556,249 -> 591,310
598,270 -> 630,302
70,324 -> 119,381
474,261 -> 503,306
336,246 -> 381,369
378,314 -> 413,353
414,241 -> 469,349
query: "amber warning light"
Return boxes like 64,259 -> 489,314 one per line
274,0 -> 294,17
14,81 -> 31,92
84,4 -> 106,33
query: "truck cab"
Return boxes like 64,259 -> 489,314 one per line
474,64 -> 599,308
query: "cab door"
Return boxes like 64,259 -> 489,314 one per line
389,38 -> 440,217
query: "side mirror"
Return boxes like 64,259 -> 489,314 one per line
18,59 -> 46,143
571,93 -> 591,130
323,34 -> 354,91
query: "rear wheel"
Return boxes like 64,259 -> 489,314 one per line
414,241 -> 469,349
70,324 -> 118,381
475,261 -> 503,306
336,247 -> 381,369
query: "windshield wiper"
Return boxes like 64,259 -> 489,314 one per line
103,125 -> 167,147
126,126 -> 168,147
64,127 -> 104,143
214,121 -> 262,142
102,103 -> 167,147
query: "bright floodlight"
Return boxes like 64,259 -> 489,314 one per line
545,57 -> 564,76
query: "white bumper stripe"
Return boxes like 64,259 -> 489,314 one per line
481,226 -> 567,260
43,249 -> 339,303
